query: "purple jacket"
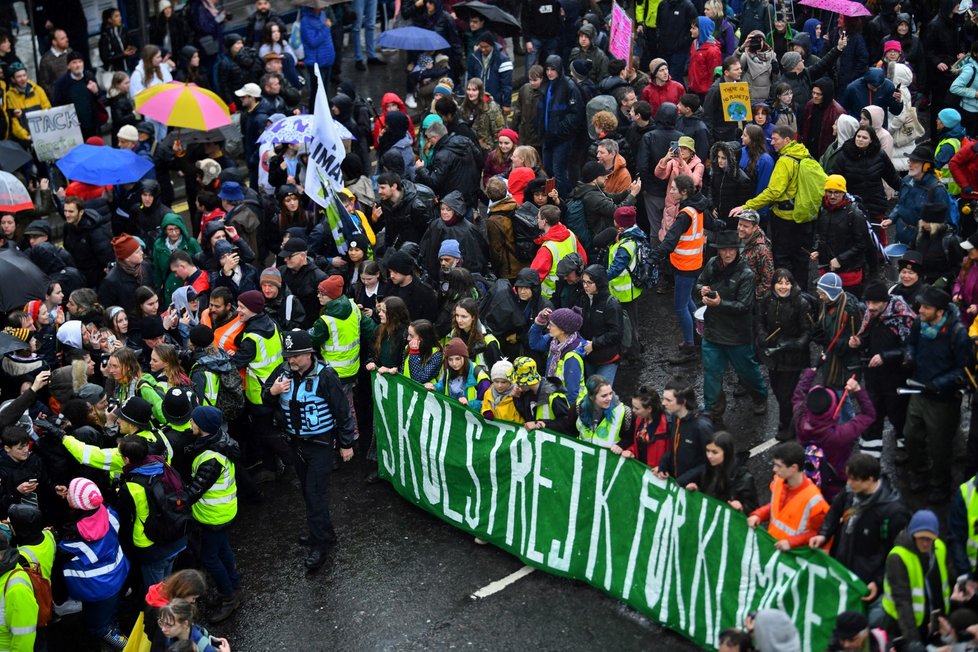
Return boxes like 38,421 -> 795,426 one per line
792,368 -> 876,502
953,263 -> 978,328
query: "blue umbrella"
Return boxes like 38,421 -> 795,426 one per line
56,144 -> 155,185
376,26 -> 450,51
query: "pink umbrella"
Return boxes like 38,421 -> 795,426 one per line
134,82 -> 232,130
799,0 -> 871,17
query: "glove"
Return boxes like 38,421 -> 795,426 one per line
33,418 -> 66,441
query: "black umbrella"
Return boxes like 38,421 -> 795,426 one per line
454,1 -> 522,37
0,248 -> 47,312
0,141 -> 32,173
0,332 -> 27,355
162,125 -> 239,148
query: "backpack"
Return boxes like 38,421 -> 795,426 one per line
511,208 -> 540,263
563,198 -> 592,249
479,278 -> 526,335
139,469 -> 191,545
783,154 -> 828,223
16,551 -> 52,627
214,367 -> 245,422
630,238 -> 660,290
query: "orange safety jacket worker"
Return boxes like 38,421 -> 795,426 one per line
201,309 -> 244,355
669,205 -> 704,272
758,475 -> 831,549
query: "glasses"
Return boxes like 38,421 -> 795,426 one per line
582,279 -> 595,286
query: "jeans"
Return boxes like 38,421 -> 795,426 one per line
543,139 -> 572,198
351,0 -> 378,61
526,37 -> 560,74
140,551 -> 179,590
82,594 -> 120,638
199,525 -> 240,597
584,361 -> 618,386
701,340 -> 768,411
673,274 -> 697,345
293,438 -> 338,552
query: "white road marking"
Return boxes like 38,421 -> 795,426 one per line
749,437 -> 778,457
470,565 -> 536,600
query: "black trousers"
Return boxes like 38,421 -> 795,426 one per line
770,218 -> 814,291
292,438 -> 338,552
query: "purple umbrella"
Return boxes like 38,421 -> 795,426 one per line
799,0 -> 871,17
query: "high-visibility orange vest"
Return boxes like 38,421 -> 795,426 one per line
767,475 -> 830,549
669,206 -> 704,272
201,309 -> 244,355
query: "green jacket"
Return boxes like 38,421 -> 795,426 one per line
744,140 -> 810,222
153,213 -> 202,304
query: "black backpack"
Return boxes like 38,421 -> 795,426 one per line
512,206 -> 540,263
479,278 -> 526,335
137,469 -> 191,545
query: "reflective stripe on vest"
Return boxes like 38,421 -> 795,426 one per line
540,235 -> 578,299
279,361 -> 336,437
555,350 -> 584,404
669,206 -> 704,271
937,137 -> 963,195
0,569 -> 34,633
242,328 -> 283,404
882,540 -> 950,625
767,476 -> 828,539
318,299 -> 362,379
191,450 -> 237,525
202,311 -> 244,354
201,370 -> 220,406
576,400 -> 625,448
961,480 -> 978,571
608,239 -> 643,303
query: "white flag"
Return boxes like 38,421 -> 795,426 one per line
303,65 -> 347,210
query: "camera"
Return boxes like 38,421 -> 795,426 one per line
748,35 -> 762,51
107,397 -> 120,412
280,369 -> 293,380
706,290 -> 719,299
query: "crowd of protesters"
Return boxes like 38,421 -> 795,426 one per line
7,0 -> 978,649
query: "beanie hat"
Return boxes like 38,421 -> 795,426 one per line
939,107 -> 962,129
780,51 -> 803,71
549,307 -> 584,334
112,234 -> 140,261
443,337 -> 469,359
582,161 -> 609,183
907,509 -> 939,538
56,320 -> 83,349
116,124 -> 139,142
67,477 -> 103,511
497,128 -> 518,144
385,250 -> 415,275
438,239 -> 462,259
805,386 -> 834,415
491,359 -> 514,381
237,289 -> 265,313
833,611 -> 868,639
614,206 -> 637,229
85,136 -> 105,146
752,609 -> 801,652
191,405 -> 223,435
883,39 -> 902,53
318,275 -> 344,300
76,383 -> 105,405
816,272 -> 843,302
649,58 -> 668,79
570,58 -> 592,81
189,324 -> 213,348
22,301 -> 41,325
260,266 -> 282,289
162,386 -> 195,424
509,356 -> 541,385
434,81 -> 453,96
140,316 -> 165,340
824,174 -> 847,193
3,327 -> 29,343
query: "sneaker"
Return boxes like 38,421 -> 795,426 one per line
368,56 -> 388,66
54,599 -> 83,616
101,629 -> 128,651
355,59 -> 367,71
209,595 -> 240,623
405,93 -> 417,109
668,344 -> 697,364
474,537 -> 488,545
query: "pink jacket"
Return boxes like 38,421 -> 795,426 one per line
654,153 -> 704,241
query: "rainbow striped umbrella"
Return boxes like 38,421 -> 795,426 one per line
134,82 -> 231,130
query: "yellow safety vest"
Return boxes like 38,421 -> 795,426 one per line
608,238 -> 643,303
961,480 -> 978,571
576,400 -> 625,448
0,567 -> 36,647
191,450 -> 237,526
242,327 -> 283,404
318,299 -> 362,380
882,541 -> 950,626
200,369 -> 220,406
540,235 -> 578,300
18,531 -> 56,583
937,137 -> 962,196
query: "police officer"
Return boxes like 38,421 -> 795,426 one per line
263,330 -> 355,572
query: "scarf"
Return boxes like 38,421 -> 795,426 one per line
488,383 -> 515,405
858,296 -> 915,341
920,313 -> 948,340
118,258 -> 144,283
76,505 -> 110,541
547,333 -> 582,377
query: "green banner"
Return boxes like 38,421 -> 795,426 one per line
373,373 -> 867,651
